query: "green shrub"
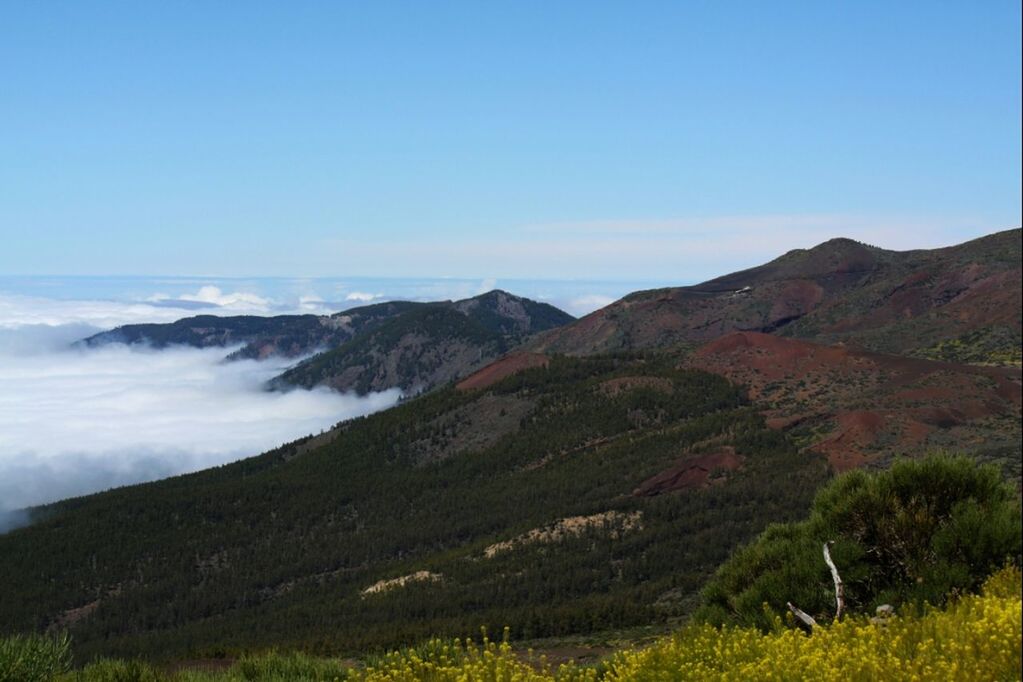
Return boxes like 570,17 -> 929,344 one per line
696,455 -> 1022,630
230,650 -> 350,680
0,632 -> 71,682
62,658 -> 165,682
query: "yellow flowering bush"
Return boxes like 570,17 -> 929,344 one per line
348,567 -> 1022,681
597,566 -> 1022,682
359,630 -> 553,682
255,567 -> 1018,681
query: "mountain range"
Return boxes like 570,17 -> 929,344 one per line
2,228 -> 1018,662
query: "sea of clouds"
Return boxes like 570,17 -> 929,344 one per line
0,276 -> 659,532
0,288 -> 406,532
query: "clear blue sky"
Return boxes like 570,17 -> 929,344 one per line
1,1 -> 1020,281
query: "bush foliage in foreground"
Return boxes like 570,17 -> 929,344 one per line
0,632 -> 70,682
3,567 -> 1020,681
697,455 -> 1022,630
596,566 -> 1022,682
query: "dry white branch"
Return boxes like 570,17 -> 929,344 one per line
823,540 -> 844,621
787,601 -> 818,630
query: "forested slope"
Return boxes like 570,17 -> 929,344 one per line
80,290 -> 574,395
0,355 -> 829,661
274,291 -> 574,394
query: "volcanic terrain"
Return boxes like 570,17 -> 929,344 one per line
686,332 -> 1021,472
532,228 -> 1022,364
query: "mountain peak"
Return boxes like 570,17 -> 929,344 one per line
818,236 -> 871,248
466,289 -> 520,302
776,235 -> 881,258
809,236 -> 886,254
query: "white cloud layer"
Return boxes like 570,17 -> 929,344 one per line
0,286 -> 340,332
0,292 -> 198,330
0,310 -> 400,527
345,291 -> 383,302
177,285 -> 272,310
565,295 -> 616,316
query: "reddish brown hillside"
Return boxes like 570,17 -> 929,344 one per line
530,228 -> 1022,363
633,448 -> 743,496
686,332 -> 1021,471
455,351 -> 550,391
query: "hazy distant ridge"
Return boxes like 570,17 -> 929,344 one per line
80,290 -> 575,394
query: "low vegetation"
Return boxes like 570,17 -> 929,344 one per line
0,633 -> 71,682
3,568 -> 1019,680
3,456 -> 1019,680
912,326 -> 1023,367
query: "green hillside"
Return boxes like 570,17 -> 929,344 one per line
0,355 -> 830,661
80,290 -> 576,395
3,461 -> 1019,680
272,291 -> 575,394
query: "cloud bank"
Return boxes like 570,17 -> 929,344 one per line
0,287 -> 328,331
148,285 -> 275,312
345,291 -> 383,303
0,312 -> 399,529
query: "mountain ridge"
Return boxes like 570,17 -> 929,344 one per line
531,228 -> 1022,362
79,290 -> 575,394
271,290 -> 574,394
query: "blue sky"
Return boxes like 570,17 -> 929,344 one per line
2,1 -> 1020,281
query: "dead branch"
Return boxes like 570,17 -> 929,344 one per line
823,540 -> 844,621
786,541 -> 844,633
787,601 -> 818,630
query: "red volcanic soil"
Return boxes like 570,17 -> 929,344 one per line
688,332 -> 1021,471
813,411 -> 887,472
824,266 -> 1022,336
769,280 -> 825,322
633,448 -> 743,496
456,352 -> 550,391
693,331 -> 854,379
